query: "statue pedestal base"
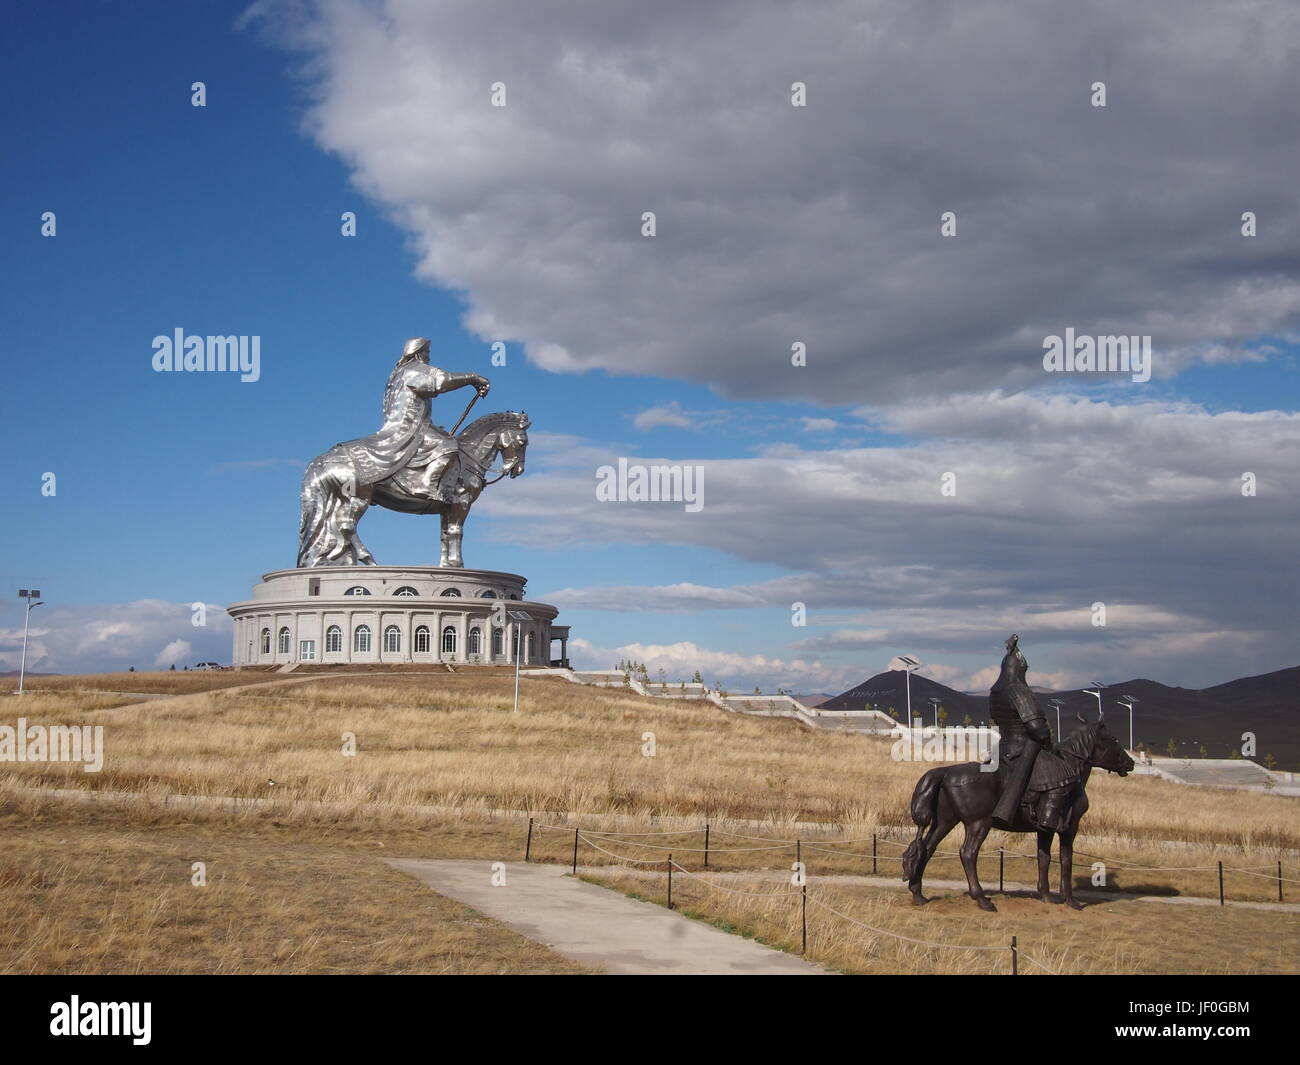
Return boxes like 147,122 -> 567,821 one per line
226,565 -> 566,668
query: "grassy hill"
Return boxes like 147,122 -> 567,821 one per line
1,669 -> 1296,975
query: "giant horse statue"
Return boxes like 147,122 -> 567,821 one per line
901,635 -> 1134,911
297,337 -> 529,569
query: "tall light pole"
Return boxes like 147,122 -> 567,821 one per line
1117,694 -> 1137,751
1047,698 -> 1064,740
1083,681 -> 1106,719
893,655 -> 921,725
508,609 -> 532,713
16,589 -> 44,694
927,696 -> 942,732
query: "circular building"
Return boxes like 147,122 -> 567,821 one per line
227,566 -> 569,668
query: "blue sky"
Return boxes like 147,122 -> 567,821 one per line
3,1 -> 1297,692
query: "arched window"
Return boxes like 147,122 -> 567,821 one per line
393,586 -> 419,597
479,590 -> 497,599
278,627 -> 291,654
526,632 -> 534,661
469,627 -> 482,655
325,625 -> 342,653
439,587 -> 462,597
384,625 -> 401,653
414,625 -> 430,653
345,586 -> 371,596
441,625 -> 457,655
507,593 -> 519,600
492,628 -> 503,656
260,628 -> 271,654
354,624 -> 371,653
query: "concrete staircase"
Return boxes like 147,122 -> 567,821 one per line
1146,756 -> 1295,792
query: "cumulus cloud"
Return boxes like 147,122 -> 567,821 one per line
632,403 -> 695,431
519,391 -> 1298,686
568,637 -> 862,693
154,639 -> 194,669
0,600 -> 232,675
250,0 -> 1300,402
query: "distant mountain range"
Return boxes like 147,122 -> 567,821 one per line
822,666 -> 1300,770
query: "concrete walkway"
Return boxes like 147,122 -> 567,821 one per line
386,858 -> 830,975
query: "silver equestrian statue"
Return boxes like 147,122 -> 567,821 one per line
297,337 -> 529,568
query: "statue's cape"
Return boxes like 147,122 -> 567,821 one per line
340,423 -> 457,488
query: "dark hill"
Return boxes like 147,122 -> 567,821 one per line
823,666 -> 1299,769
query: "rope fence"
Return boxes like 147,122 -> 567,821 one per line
520,816 -> 1295,971
527,817 -> 1296,899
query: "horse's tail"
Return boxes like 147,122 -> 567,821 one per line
297,454 -> 341,567
901,767 -> 945,882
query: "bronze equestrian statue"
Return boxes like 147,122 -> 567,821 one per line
901,634 -> 1134,911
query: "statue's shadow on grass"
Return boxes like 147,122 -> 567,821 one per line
1073,877 -> 1181,898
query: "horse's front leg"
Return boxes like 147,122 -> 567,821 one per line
1036,829 -> 1054,902
440,505 -> 467,568
1059,825 -> 1083,910
960,817 -> 997,912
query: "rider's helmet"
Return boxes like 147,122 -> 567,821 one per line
399,337 -> 431,364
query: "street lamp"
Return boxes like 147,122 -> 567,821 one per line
1082,681 -> 1106,719
1047,698 -> 1064,740
927,696 -> 942,732
507,609 -> 532,713
892,655 -> 922,725
1117,694 -> 1138,751
16,589 -> 44,695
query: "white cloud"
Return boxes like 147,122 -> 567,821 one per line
154,639 -> 194,669
799,418 -> 839,433
568,637 -> 861,693
249,0 -> 1300,401
516,392 -> 1298,686
632,403 -> 694,431
0,600 -> 232,675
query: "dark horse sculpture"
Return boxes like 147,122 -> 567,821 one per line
901,713 -> 1133,911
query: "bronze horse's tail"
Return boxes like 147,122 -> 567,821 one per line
901,767 -> 944,882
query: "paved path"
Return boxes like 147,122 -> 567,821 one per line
386,858 -> 830,975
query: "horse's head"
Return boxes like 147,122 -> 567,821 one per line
459,410 -> 530,480
1077,713 -> 1134,776
496,411 -> 529,478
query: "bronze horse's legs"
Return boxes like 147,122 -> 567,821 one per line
1059,825 -> 1083,909
1036,828 -> 1054,902
959,816 -> 997,911
907,796 -> 959,906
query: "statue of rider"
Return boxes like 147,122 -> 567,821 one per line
988,634 -> 1060,830
342,337 -> 490,504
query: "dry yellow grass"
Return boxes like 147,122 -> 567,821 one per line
4,671 -> 1295,853
583,868 -> 1296,975
20,669 -> 276,695
1,669 -> 1296,975
0,794 -> 588,975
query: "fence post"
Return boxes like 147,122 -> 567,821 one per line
704,823 -> 710,869
525,816 -> 533,862
796,839 -> 802,870
1279,860 -> 1284,903
572,828 -> 579,875
872,833 -> 877,875
1010,935 -> 1018,976
801,883 -> 808,955
1218,861 -> 1224,906
667,854 -> 674,910
999,848 -> 1005,894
